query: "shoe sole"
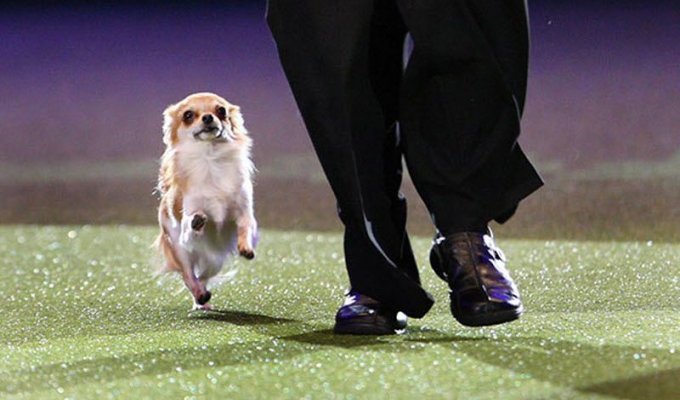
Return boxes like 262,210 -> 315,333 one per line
452,304 -> 524,327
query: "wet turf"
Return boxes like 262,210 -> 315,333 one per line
1,226 -> 678,399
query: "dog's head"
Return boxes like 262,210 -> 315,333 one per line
162,92 -> 247,146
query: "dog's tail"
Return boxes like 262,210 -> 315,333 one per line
154,230 -> 183,274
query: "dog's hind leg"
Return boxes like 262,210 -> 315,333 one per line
160,208 -> 211,309
160,235 -> 211,307
177,249 -> 211,310
185,273 -> 212,311
236,185 -> 258,260
175,194 -> 215,309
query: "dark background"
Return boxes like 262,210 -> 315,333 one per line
1,1 -> 678,241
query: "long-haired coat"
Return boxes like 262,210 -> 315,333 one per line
155,92 -> 257,310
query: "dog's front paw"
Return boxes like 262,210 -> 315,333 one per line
191,213 -> 207,233
196,289 -> 212,305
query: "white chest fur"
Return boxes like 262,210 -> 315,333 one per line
176,140 -> 253,224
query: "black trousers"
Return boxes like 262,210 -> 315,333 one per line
267,0 -> 543,318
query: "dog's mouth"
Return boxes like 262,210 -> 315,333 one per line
193,126 -> 225,140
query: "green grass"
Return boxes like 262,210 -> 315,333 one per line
1,226 -> 679,399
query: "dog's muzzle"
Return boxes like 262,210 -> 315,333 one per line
194,125 -> 225,140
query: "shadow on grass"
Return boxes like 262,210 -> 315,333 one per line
189,309 -> 297,325
446,337 -> 679,400
281,329 -> 388,348
3,326 -> 677,398
0,327 -> 396,395
580,367 -> 680,400
1,337 -> 311,395
407,337 -> 488,344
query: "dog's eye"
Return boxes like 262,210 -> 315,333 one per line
182,110 -> 194,123
216,106 -> 227,120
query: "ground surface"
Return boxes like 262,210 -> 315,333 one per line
1,226 -> 678,399
2,153 -> 679,242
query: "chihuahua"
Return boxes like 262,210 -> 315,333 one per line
155,92 -> 257,310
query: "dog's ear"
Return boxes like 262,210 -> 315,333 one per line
162,104 -> 177,145
228,105 -> 248,139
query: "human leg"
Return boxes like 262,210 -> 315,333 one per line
397,0 -> 542,233
267,0 -> 434,320
397,0 -> 542,325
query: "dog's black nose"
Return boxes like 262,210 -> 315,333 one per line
202,114 -> 214,124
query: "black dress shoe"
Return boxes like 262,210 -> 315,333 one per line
430,230 -> 523,327
333,290 -> 407,335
